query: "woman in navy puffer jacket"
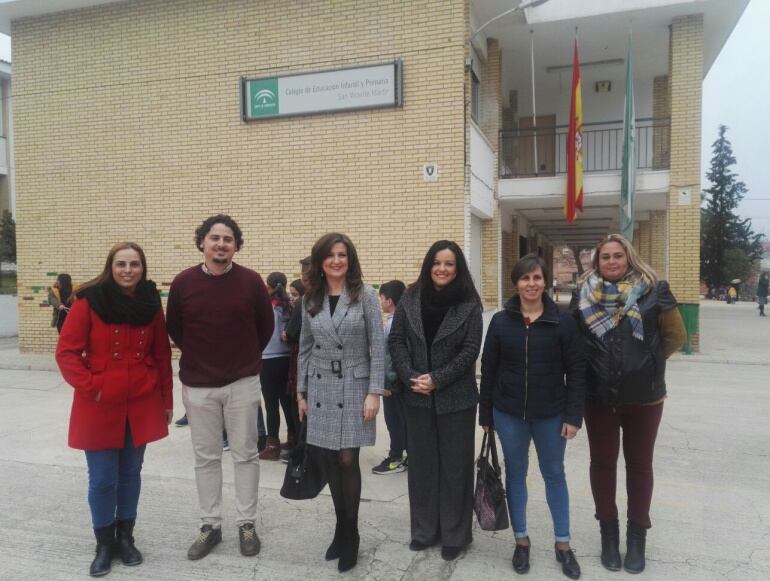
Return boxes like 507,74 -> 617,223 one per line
479,254 -> 586,579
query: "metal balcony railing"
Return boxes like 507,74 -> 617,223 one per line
499,117 -> 671,178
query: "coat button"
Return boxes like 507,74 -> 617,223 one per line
317,373 -> 321,379
338,403 -> 343,409
315,345 -> 321,349
337,345 -> 342,350
113,352 -> 119,357
316,402 -> 321,408
113,329 -> 119,334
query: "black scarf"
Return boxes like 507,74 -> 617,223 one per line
421,281 -> 466,349
79,279 -> 161,326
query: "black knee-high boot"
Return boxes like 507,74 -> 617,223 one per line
89,523 -> 115,577
325,509 -> 346,561
337,517 -> 360,572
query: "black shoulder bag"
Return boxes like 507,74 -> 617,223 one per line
473,428 -> 510,531
280,421 -> 328,500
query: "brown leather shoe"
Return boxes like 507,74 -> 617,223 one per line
258,436 -> 281,460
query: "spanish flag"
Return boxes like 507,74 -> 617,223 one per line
565,37 -> 584,223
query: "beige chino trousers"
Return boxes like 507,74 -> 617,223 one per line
182,375 -> 261,527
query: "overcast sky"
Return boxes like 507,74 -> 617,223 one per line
0,1 -> 766,235
702,0 -> 769,236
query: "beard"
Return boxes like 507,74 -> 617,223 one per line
211,256 -> 230,264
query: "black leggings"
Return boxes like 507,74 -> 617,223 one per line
323,448 -> 361,521
260,357 -> 294,439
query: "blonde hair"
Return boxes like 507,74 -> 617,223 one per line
582,233 -> 658,284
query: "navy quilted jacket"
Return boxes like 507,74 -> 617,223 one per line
479,294 -> 586,428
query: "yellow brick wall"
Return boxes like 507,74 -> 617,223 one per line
501,228 -> 515,300
12,0 -> 469,352
667,14 -> 702,305
652,75 -> 670,170
637,220 -> 652,266
650,210 -> 667,278
478,38 -> 501,307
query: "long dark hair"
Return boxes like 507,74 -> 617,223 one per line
75,242 -> 148,297
290,278 -> 306,297
56,273 -> 73,304
266,271 -> 291,313
414,240 -> 481,305
305,233 -> 363,316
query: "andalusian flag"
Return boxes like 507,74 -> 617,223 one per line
565,37 -> 583,223
619,33 -> 636,241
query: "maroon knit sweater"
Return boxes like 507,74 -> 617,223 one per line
166,262 -> 274,387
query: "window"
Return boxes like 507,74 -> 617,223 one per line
471,71 -> 480,123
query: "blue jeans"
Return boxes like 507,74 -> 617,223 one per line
84,423 -> 146,528
493,409 -> 571,542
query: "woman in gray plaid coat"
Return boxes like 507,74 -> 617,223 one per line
297,232 -> 385,573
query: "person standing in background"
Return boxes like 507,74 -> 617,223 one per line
258,271 -> 294,460
49,273 -> 74,333
372,280 -> 408,475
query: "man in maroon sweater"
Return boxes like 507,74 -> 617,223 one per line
166,214 -> 274,561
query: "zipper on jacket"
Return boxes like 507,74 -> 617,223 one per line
524,323 -> 529,420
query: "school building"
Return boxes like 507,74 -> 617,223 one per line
0,0 -> 747,352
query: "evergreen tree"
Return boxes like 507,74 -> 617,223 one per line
701,125 -> 763,287
0,210 -> 15,264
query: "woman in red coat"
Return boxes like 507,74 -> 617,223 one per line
56,242 -> 173,577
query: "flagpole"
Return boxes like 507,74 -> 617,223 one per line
620,25 -> 636,241
530,30 -> 539,176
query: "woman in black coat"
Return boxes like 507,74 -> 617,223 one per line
388,240 -> 482,561
479,254 -> 585,579
571,234 -> 686,574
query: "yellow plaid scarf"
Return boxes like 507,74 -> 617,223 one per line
579,271 -> 650,341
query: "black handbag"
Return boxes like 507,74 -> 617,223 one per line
473,429 -> 510,531
279,421 -> 328,500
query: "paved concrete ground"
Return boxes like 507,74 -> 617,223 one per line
0,300 -> 768,580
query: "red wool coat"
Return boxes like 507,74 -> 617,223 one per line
56,297 -> 173,451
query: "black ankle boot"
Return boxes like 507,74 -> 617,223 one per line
115,519 -> 143,566
599,519 -> 622,571
337,518 -> 360,572
89,523 -> 115,577
325,510 -> 345,561
624,521 -> 647,574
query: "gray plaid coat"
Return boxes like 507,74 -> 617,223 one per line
298,285 -> 385,450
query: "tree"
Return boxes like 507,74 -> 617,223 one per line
0,210 -> 16,264
722,248 -> 752,284
700,125 -> 764,287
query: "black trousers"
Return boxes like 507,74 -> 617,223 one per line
383,392 -> 407,458
259,356 -> 294,439
403,404 -> 476,548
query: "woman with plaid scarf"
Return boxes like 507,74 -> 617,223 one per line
570,234 -> 686,575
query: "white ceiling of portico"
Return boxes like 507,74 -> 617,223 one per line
472,0 -> 749,108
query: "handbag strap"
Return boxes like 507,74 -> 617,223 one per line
487,428 -> 502,476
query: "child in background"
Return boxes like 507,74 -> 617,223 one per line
372,280 -> 408,475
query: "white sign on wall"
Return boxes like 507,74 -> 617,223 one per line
423,163 -> 439,182
242,61 -> 402,121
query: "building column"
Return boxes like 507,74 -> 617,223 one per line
667,14 -> 703,352
650,210 -> 667,277
479,38 -> 502,307
637,220 -> 652,266
653,75 -> 670,170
